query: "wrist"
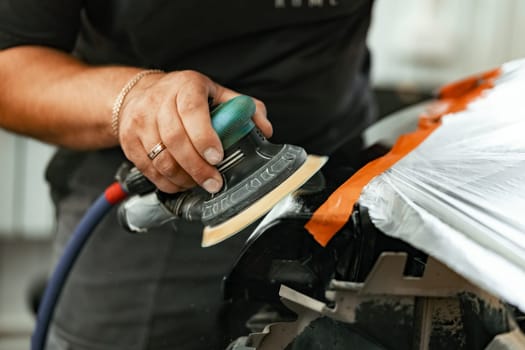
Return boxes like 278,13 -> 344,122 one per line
111,69 -> 164,139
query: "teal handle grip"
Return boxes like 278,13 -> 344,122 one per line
211,95 -> 256,150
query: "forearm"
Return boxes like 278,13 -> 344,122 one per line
0,46 -> 144,150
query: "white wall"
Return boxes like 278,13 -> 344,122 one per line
368,0 -> 525,89
0,130 -> 55,239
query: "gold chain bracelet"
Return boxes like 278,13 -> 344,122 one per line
111,69 -> 164,137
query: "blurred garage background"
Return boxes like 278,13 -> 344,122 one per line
1,0 -> 525,349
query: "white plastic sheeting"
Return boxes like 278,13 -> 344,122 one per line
360,59 -> 525,311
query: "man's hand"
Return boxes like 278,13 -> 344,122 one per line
118,70 -> 272,194
0,48 -> 270,179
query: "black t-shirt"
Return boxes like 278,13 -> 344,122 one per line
0,2 -> 376,347
0,0 -> 375,190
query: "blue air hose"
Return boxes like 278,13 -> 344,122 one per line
31,96 -> 256,349
31,182 -> 128,350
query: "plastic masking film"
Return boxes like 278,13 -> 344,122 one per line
358,59 -> 525,311
305,65 -> 501,247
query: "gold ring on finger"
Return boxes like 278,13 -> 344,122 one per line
147,141 -> 167,160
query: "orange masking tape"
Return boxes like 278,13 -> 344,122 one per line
304,121 -> 440,246
305,68 -> 501,247
437,67 -> 501,99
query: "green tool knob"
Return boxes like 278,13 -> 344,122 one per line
211,95 -> 256,150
